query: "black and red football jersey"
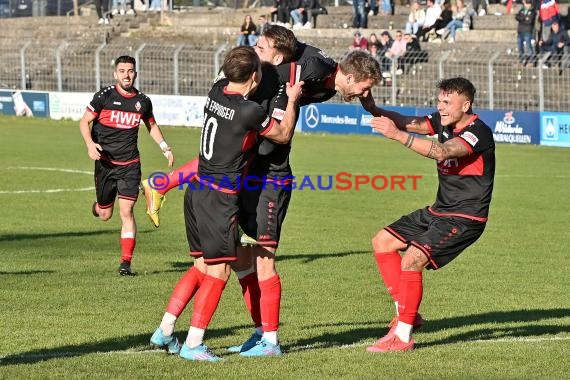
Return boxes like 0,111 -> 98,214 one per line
197,80 -> 274,190
251,43 -> 338,180
425,112 -> 495,221
87,84 -> 155,165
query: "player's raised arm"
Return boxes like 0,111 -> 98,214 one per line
371,116 -> 471,160
262,80 -> 304,144
360,92 -> 431,135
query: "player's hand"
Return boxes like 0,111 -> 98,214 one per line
162,147 -> 174,167
286,80 -> 304,104
87,142 -> 102,160
371,116 -> 399,139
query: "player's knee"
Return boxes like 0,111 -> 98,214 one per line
372,229 -> 393,252
98,209 -> 113,221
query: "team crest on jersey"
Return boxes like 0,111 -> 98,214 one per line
135,101 -> 141,111
461,131 -> 479,147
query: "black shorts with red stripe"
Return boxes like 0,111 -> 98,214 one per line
94,159 -> 141,208
239,180 -> 292,249
385,207 -> 486,270
184,179 -> 239,263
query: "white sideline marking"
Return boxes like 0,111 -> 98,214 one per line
0,167 -> 93,194
2,336 -> 568,362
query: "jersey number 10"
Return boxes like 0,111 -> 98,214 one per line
200,116 -> 218,160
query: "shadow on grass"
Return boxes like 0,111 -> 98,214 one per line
147,250 -> 370,274
0,230 -> 119,242
0,324 -> 251,366
287,308 -> 570,352
0,270 -> 55,275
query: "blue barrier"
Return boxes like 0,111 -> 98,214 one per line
540,112 -> 570,148
299,103 -> 544,146
0,90 -> 49,118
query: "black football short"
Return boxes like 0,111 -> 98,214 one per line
94,160 -> 141,208
385,207 -> 487,270
184,179 -> 239,263
239,180 -> 292,248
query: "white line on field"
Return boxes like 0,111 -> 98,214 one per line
0,167 -> 93,194
2,336 -> 569,362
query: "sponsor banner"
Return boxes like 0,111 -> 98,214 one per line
299,104 -> 414,135
540,112 -> 570,147
49,92 -> 92,120
0,90 -> 49,117
477,110 -> 539,145
148,95 -> 206,127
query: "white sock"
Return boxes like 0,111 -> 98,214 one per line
255,327 -> 263,335
159,312 -> 177,336
186,327 -> 205,348
262,331 -> 278,345
394,321 -> 413,343
394,301 -> 399,315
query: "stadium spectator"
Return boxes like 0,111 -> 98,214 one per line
256,15 -> 270,42
436,0 -> 475,43
362,77 -> 495,352
515,0 -> 537,67
79,55 -> 174,276
94,0 -> 109,24
385,30 -> 407,74
368,33 -> 381,50
289,0 -> 306,29
539,20 -> 570,68
417,0 -> 442,42
472,0 -> 488,16
429,0 -> 453,43
405,1 -> 426,35
538,0 -> 560,42
271,0 -> 290,25
350,31 -> 370,51
399,33 -> 428,74
303,0 -> 326,28
378,30 -> 394,75
352,0 -> 369,29
150,46 -> 303,362
237,15 -> 257,46
145,26 -> 381,358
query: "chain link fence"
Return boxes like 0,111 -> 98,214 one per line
1,40 -> 569,112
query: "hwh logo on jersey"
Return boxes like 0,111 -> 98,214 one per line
438,158 -> 460,175
109,110 -> 141,128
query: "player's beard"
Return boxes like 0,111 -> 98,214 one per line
118,78 -> 134,93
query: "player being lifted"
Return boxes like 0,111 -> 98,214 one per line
147,26 -> 382,356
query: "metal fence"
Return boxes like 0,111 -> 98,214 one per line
1,41 -> 570,111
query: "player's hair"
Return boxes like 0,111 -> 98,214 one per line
437,77 -> 476,104
261,25 -> 298,63
338,50 -> 382,85
222,46 -> 260,83
114,56 -> 136,68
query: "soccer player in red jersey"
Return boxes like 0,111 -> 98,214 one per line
363,77 -> 495,352
79,55 -> 174,276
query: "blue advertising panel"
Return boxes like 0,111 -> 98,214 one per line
477,109 -> 539,145
540,112 -> 570,147
299,104 -> 414,135
0,90 -> 49,118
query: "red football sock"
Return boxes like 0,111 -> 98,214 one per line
120,237 -> 136,262
397,270 -> 423,325
190,275 -> 227,329
239,272 -> 262,328
166,266 -> 205,317
158,157 -> 198,195
374,251 -> 402,301
259,274 -> 281,332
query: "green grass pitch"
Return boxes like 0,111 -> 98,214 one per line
0,115 -> 568,379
